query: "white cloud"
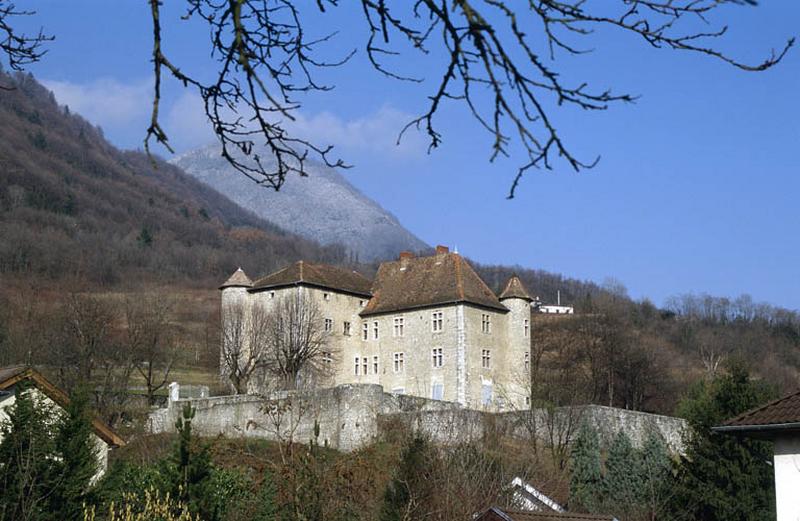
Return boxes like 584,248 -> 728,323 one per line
41,76 -> 427,159
288,106 -> 427,159
42,77 -> 151,129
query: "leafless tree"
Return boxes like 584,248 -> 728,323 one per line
47,293 -> 134,426
262,291 -> 332,391
220,300 -> 271,394
144,1 -> 793,197
123,294 -> 179,406
0,2 -> 52,79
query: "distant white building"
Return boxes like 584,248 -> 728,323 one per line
536,305 -> 574,315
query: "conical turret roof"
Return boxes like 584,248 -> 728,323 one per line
219,267 -> 253,289
498,275 -> 533,302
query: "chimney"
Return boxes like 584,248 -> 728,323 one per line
435,245 -> 449,255
398,251 -> 414,260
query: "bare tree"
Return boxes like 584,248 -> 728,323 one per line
124,294 -> 179,406
0,2 -> 52,78
220,300 -> 271,394
262,291 -> 331,391
144,1 -> 793,196
47,293 -> 134,426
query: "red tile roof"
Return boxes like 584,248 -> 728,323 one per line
499,275 -> 534,302
361,252 -> 508,316
716,388 -> 800,435
250,261 -> 373,297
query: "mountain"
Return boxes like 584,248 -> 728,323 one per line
0,71 -> 347,287
171,145 -> 429,262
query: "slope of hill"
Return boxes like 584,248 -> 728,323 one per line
0,71 -> 347,287
172,144 -> 429,262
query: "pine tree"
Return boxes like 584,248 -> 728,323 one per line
569,422 -> 602,513
638,428 -> 672,519
603,430 -> 642,515
254,466 -> 280,521
0,382 -> 60,521
672,360 -> 776,521
51,386 -> 98,520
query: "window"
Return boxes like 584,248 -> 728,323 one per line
432,383 -> 444,401
269,291 -> 275,299
324,318 -> 333,332
524,319 -> 529,337
392,387 -> 405,395
322,351 -> 333,365
393,316 -> 405,337
373,321 -> 379,340
524,352 -> 530,371
343,321 -> 351,336
362,322 -> 368,341
373,355 -> 379,374
525,396 -> 531,406
359,300 -> 366,307
432,311 -> 443,332
481,314 -> 491,334
323,292 -> 330,301
482,349 -> 491,369
481,383 -> 493,406
432,348 -> 443,368
362,358 -> 368,376
393,352 -> 405,373
354,357 -> 361,375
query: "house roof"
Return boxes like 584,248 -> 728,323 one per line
219,267 -> 253,289
361,252 -> 508,316
250,261 -> 373,297
714,388 -> 800,438
477,507 -> 617,521
0,366 -> 126,448
499,275 -> 534,302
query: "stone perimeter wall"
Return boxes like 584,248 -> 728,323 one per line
148,383 -> 687,453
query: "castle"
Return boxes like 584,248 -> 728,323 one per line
219,246 -> 534,411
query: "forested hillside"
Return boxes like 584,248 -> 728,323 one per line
0,71 -> 347,288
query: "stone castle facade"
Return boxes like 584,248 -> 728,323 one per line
220,246 -> 534,411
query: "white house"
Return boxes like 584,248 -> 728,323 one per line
0,365 -> 126,480
714,389 -> 800,521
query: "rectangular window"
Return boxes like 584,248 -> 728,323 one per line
524,352 -> 530,371
324,318 -> 333,332
392,387 -> 405,395
482,383 -> 493,406
432,311 -> 443,332
322,351 -> 333,365
362,358 -> 368,376
354,357 -> 361,375
269,291 -> 275,299
432,348 -> 443,368
323,293 -> 330,301
393,352 -> 404,373
373,355 -> 379,375
481,314 -> 491,334
343,321 -> 351,336
362,322 -> 368,341
524,319 -> 529,337
393,316 -> 405,337
373,321 -> 379,340
432,383 -> 444,401
482,349 -> 491,369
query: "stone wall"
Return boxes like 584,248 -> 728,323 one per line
148,383 -> 687,453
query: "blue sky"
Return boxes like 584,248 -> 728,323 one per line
13,2 -> 800,309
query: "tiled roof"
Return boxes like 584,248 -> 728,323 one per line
499,275 -> 534,301
250,261 -> 373,297
478,507 -> 616,521
717,388 -> 800,432
361,252 -> 508,316
219,267 -> 253,289
0,366 -> 126,447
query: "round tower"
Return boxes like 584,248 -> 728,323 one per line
218,268 -> 254,382
498,274 -> 534,410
